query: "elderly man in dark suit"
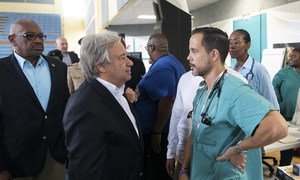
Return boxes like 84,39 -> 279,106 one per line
55,37 -> 80,65
0,19 -> 69,180
63,32 -> 144,180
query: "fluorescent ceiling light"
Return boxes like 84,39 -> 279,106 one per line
63,0 -> 84,17
137,15 -> 156,19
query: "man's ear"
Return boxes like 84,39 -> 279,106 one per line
210,49 -> 220,62
8,35 -> 17,46
96,64 -> 106,73
150,45 -> 155,52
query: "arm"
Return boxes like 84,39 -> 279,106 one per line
67,67 -> 75,94
0,133 -> 12,180
179,135 -> 192,180
63,101 -> 107,179
257,68 -> 279,108
217,110 -> 288,168
166,90 -> 184,176
272,72 -> 283,104
151,96 -> 175,153
234,110 -> 287,150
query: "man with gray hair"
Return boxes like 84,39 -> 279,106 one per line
63,31 -> 144,180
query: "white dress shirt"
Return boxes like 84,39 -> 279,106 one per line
96,77 -> 139,137
167,71 -> 202,162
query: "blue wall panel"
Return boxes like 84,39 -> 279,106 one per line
233,13 -> 267,62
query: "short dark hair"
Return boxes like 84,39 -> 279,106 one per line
191,27 -> 229,63
148,33 -> 168,52
233,29 -> 251,43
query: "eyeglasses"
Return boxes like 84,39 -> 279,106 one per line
16,33 -> 47,41
229,39 -> 246,46
145,44 -> 154,50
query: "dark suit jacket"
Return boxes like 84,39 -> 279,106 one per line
0,54 -> 69,177
68,51 -> 80,64
63,78 -> 143,180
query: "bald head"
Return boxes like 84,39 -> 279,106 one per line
146,34 -> 169,62
8,19 -> 44,65
148,34 -> 168,52
9,19 -> 40,35
56,37 -> 68,54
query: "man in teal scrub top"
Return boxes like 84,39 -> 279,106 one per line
179,27 -> 288,180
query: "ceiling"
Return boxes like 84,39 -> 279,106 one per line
109,0 -> 219,26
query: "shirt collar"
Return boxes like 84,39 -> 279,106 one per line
242,56 -> 254,70
14,51 -> 46,69
96,77 -> 125,97
231,55 -> 253,71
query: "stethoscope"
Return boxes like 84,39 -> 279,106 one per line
188,70 -> 227,127
245,58 -> 255,82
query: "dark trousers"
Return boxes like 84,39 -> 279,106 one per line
143,133 -> 172,180
280,149 -> 294,166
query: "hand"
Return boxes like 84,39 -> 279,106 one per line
166,158 -> 175,177
0,170 -> 12,180
179,173 -> 189,180
150,133 -> 161,153
216,146 -> 247,173
124,88 -> 137,103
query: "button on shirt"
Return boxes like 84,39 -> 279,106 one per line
96,78 -> 139,137
15,52 -> 51,111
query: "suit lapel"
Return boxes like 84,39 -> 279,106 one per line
128,100 -> 143,138
88,79 -> 141,141
7,54 -> 44,111
46,58 -> 58,113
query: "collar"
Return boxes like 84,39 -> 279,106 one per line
232,55 -> 253,71
14,51 -> 45,68
151,53 -> 169,66
199,70 -> 227,91
96,77 -> 125,96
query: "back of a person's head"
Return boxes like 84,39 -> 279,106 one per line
79,31 -> 121,79
191,27 -> 229,63
47,49 -> 63,61
149,33 -> 169,52
233,29 -> 251,43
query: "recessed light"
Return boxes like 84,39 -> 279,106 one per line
137,15 -> 156,19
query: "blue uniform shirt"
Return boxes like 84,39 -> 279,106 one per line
135,54 -> 185,134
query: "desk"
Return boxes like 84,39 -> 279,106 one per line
265,127 -> 300,153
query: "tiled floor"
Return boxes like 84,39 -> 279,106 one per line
263,151 -> 300,179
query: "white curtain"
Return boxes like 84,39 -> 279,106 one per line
267,1 -> 300,48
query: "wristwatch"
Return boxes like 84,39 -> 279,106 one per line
235,141 -> 247,154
